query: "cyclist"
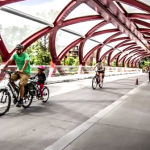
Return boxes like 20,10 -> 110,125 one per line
93,59 -> 105,85
34,66 -> 46,100
1,44 -> 30,107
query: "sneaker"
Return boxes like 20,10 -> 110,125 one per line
40,97 -> 44,100
16,100 -> 23,107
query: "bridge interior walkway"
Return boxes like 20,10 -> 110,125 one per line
0,74 -> 148,150
50,75 -> 150,150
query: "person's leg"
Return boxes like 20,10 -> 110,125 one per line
17,73 -> 29,107
39,84 -> 44,98
100,73 -> 103,83
102,73 -> 104,82
97,72 -> 100,83
10,73 -> 19,90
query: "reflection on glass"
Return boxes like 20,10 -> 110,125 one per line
137,24 -> 149,28
115,34 -> 127,39
120,3 -> 147,13
137,19 -> 150,24
125,54 -> 134,61
0,11 -> 45,52
118,45 -> 132,51
55,29 -> 80,56
83,40 -> 99,57
91,32 -> 117,43
111,50 -> 120,59
65,3 -> 98,20
100,45 -> 111,57
62,20 -> 102,36
108,40 -> 125,47
96,23 -> 117,32
6,0 -> 71,23
119,52 -> 128,60
130,55 -> 137,61
136,0 -> 150,7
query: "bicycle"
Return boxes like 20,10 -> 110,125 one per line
29,76 -> 49,103
0,70 -> 34,116
92,71 -> 104,90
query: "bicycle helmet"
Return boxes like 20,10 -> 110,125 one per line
15,44 -> 24,50
98,59 -> 102,62
38,66 -> 45,71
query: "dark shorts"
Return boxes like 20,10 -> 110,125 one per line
97,71 -> 105,79
97,71 -> 104,74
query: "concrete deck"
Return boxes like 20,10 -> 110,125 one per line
46,76 -> 150,150
0,74 -> 148,150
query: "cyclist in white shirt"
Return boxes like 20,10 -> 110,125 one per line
93,59 -> 105,84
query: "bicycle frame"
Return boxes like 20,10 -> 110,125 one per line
5,73 -> 19,102
8,83 -> 18,99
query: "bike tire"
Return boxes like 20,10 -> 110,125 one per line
42,86 -> 50,103
92,77 -> 97,90
0,89 -> 11,116
22,92 -> 33,109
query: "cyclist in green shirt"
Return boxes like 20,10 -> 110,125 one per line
1,44 -> 31,107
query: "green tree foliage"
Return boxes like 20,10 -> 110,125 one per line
118,63 -> 123,67
111,59 -> 117,67
92,62 -> 96,66
73,57 -> 79,66
26,39 -> 51,65
61,57 -> 79,66
138,56 -> 150,71
66,57 -> 75,65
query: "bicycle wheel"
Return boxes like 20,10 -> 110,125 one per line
92,77 -> 97,90
42,86 -> 49,103
22,92 -> 33,109
0,89 -> 11,116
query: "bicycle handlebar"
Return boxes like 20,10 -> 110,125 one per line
1,70 -> 18,75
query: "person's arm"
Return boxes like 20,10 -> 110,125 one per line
100,66 -> 105,71
1,59 -> 14,70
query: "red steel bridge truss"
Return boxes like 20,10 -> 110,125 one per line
0,0 -> 150,74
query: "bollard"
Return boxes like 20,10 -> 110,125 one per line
135,78 -> 138,85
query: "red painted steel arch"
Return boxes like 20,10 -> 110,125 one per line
0,0 -> 150,69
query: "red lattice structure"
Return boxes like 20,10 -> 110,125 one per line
0,0 -> 150,75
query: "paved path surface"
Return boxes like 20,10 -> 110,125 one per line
60,78 -> 150,150
0,74 -> 147,150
